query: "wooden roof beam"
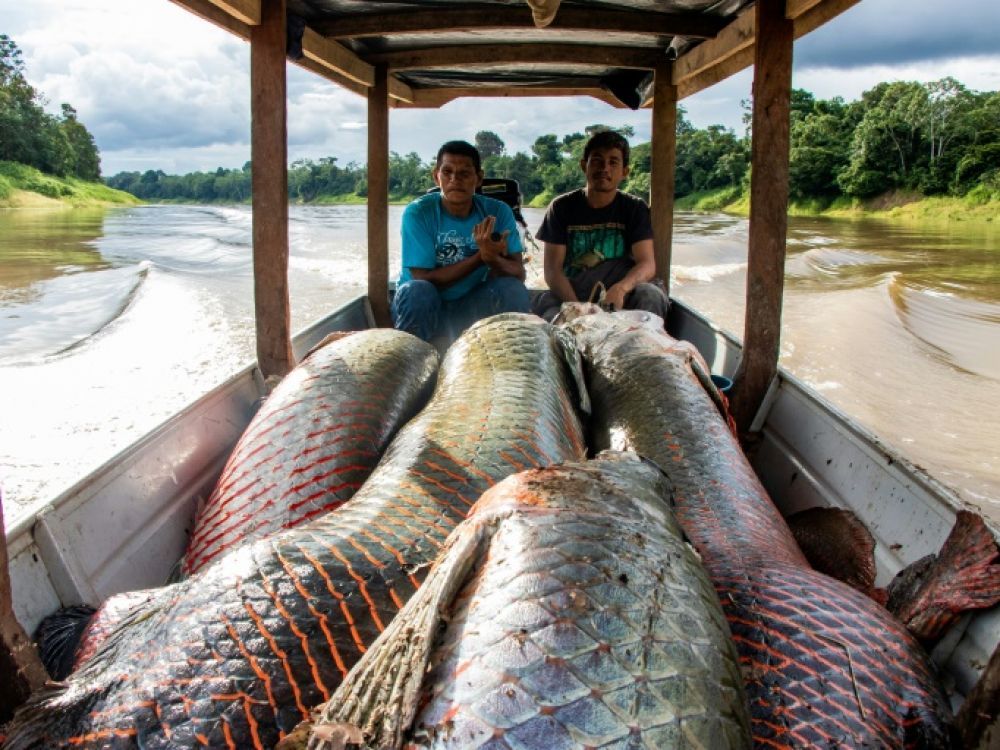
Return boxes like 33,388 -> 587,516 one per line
313,7 -> 727,40
398,85 -> 626,109
368,44 -> 665,71
297,28 -> 415,102
662,0 -> 860,102
168,0 -> 253,37
208,0 -> 260,26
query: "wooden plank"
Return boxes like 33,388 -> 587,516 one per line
301,27 -> 374,87
250,0 -> 293,381
672,0 -> 859,100
206,0 -> 260,25
729,0 -> 793,434
649,62 -> 677,295
677,45 -> 754,100
673,6 -> 754,84
168,0 -> 251,37
1,503 -> 49,723
313,6 -> 726,39
792,0 -> 862,37
786,0 -> 825,19
293,55 -> 414,104
367,44 -> 665,71
401,85 -> 624,108
368,65 -> 392,329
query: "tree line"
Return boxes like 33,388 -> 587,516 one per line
0,35 -> 101,181
106,77 -> 999,208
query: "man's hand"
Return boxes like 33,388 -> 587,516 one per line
603,282 -> 628,311
473,215 -> 509,266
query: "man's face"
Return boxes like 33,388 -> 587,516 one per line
581,146 -> 628,193
433,153 -> 483,210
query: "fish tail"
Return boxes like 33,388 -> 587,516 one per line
35,604 -> 96,679
4,587 -> 176,749
896,511 -> 1000,643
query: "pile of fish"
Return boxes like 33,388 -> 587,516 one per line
5,308 -> 964,750
4,314 -> 587,749
564,311 -> 954,748
293,453 -> 752,750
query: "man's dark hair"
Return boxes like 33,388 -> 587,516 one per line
583,130 -> 631,168
436,140 -> 482,172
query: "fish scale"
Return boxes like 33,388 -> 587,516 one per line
565,313 -> 953,749
4,314 -> 587,750
181,329 -> 439,576
301,453 -> 751,750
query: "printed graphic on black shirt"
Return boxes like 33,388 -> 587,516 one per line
566,223 -> 627,276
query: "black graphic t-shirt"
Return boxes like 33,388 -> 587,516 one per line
536,189 -> 654,278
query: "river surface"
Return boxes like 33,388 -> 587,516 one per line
1,204 -> 998,526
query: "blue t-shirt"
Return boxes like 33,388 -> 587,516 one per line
399,192 -> 523,302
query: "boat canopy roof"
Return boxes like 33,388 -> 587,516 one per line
178,0 -> 856,108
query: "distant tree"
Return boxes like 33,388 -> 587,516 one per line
388,152 -> 432,198
838,81 -> 927,196
0,35 -> 101,179
675,124 -> 748,196
60,104 -> 101,180
474,130 -> 505,159
788,97 -> 853,199
953,91 -> 1000,193
531,134 -> 561,166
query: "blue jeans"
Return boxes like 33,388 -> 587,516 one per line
392,276 -> 530,342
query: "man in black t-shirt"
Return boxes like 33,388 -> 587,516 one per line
533,130 -> 669,322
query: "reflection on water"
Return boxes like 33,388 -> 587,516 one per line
0,205 -> 998,526
0,209 -> 112,299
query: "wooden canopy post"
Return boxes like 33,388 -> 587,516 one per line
251,0 -> 293,381
649,61 -> 677,295
367,64 -> 391,327
729,0 -> 793,433
1,502 -> 48,723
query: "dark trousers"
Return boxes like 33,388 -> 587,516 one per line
531,258 -> 670,322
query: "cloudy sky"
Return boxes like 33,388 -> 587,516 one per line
3,0 -> 999,176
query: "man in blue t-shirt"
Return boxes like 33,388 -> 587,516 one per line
392,140 -> 529,342
532,130 -> 669,322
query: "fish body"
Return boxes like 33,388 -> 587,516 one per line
4,314 -> 587,750
565,312 -> 953,749
304,453 -> 751,750
182,329 -> 440,575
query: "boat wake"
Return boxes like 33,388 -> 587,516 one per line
888,274 -> 1000,381
786,246 -> 897,287
0,262 -> 151,366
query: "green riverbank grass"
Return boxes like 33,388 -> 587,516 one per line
680,185 -> 999,223
0,161 -> 140,208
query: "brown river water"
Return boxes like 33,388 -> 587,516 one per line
0,205 -> 998,526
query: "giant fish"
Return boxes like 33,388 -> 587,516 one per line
183,328 -> 440,575
293,452 -> 751,750
564,311 -> 954,749
4,314 -> 588,750
35,329 -> 440,681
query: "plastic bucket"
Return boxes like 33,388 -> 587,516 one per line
711,374 -> 733,394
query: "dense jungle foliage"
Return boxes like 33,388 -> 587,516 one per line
0,35 -> 101,182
